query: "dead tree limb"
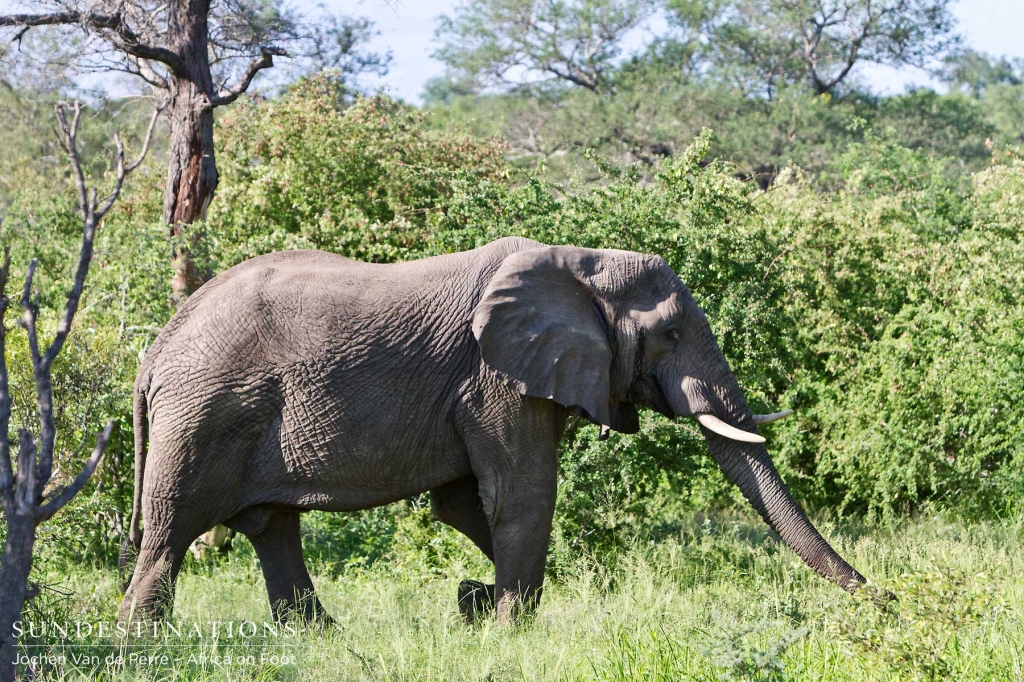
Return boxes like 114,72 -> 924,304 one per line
1,2 -> 389,304
0,100 -> 156,682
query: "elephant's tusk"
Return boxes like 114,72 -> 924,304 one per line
752,410 -> 793,425
696,414 -> 766,444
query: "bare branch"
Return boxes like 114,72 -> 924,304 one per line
10,25 -> 28,45
18,98 -> 158,498
0,247 -> 13,510
37,421 -> 113,523
0,11 -> 185,74
95,102 -> 164,220
95,132 -> 126,221
15,258 -> 59,501
0,12 -> 90,28
54,103 -> 88,218
212,46 -> 288,107
125,56 -> 169,90
18,259 -> 39,370
126,104 -> 162,173
13,430 -> 35,513
47,99 -> 158,370
43,181 -> 93,372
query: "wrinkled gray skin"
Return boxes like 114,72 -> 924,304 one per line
118,237 -> 868,624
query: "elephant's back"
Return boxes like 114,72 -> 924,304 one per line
139,238 -> 544,400
168,236 -> 543,321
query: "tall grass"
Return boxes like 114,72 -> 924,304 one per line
21,512 -> 1024,681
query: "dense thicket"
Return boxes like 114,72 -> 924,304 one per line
1,70 -> 1021,567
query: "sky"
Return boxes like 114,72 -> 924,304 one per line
0,0 -> 1019,99
348,0 -> 1024,103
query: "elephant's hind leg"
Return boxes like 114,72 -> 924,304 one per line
246,511 -> 331,625
118,526 -> 197,623
431,475 -> 497,621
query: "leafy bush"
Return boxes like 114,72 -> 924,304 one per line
2,82 -> 1022,570
831,569 -> 1005,681
762,134 -> 1024,518
698,612 -> 807,682
206,75 -> 510,267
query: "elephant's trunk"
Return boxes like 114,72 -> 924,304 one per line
665,363 -> 866,593
705,434 -> 865,593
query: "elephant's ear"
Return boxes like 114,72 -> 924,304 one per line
472,246 -> 637,433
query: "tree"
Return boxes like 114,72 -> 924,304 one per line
940,50 -> 1024,145
434,0 -> 652,94
695,0 -> 960,96
941,49 -> 1023,97
0,100 -> 156,682
0,1 -> 388,302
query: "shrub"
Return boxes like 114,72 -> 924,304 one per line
3,84 -> 1022,569
206,75 -> 510,267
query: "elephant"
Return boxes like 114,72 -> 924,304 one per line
118,236 -> 872,625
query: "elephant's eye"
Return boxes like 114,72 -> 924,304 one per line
665,327 -> 680,342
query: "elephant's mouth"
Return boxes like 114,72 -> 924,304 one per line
656,371 -> 794,444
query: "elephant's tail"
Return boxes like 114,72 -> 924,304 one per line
119,382 -> 147,589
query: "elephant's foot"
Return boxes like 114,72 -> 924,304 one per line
270,591 -> 334,629
117,545 -> 184,626
495,586 -> 543,626
457,580 -> 496,623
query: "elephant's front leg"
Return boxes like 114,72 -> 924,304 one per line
458,392 -> 565,623
488,475 -> 557,622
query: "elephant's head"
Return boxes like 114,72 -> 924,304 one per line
472,244 -> 868,594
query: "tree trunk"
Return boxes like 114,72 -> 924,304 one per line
0,513 -> 38,682
164,0 -> 217,304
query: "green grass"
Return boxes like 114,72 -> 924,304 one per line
22,512 -> 1024,681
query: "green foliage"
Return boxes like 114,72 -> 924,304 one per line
300,508 -> 400,575
708,0 -> 959,97
435,0 -> 958,99
2,72 -> 1023,569
427,0 -> 981,182
432,0 -> 653,94
758,132 -> 1024,518
875,90 -> 994,167
206,75 -> 509,267
981,84 -> 1024,146
591,620 -> 689,681
0,89 -> 167,208
832,569 -> 1004,681
428,75 -> 1010,188
698,612 -> 807,682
